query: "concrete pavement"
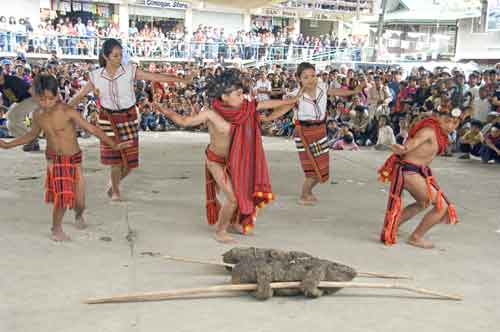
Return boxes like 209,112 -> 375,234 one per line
1,131 -> 498,332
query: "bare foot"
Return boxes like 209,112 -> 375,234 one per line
74,215 -> 87,230
51,228 -> 71,242
111,193 -> 121,202
298,197 -> 316,206
215,231 -> 237,244
227,224 -> 244,235
407,236 -> 435,249
307,193 -> 318,202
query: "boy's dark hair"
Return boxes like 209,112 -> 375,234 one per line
343,134 -> 354,144
493,122 -> 500,130
206,68 -> 243,100
33,74 -> 58,96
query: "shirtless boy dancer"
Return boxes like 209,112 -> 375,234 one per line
154,69 -> 301,243
378,110 -> 461,249
0,75 -> 129,241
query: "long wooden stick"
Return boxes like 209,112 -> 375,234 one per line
162,255 -> 412,280
163,255 -> 233,268
83,281 -> 462,304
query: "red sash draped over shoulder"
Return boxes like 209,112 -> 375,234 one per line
212,98 -> 274,233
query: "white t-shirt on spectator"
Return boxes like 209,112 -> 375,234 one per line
329,80 -> 341,90
377,125 -> 396,146
473,97 -> 490,122
254,79 -> 271,102
466,85 -> 480,101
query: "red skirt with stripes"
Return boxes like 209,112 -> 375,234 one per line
45,149 -> 82,209
98,108 -> 139,169
294,121 -> 330,182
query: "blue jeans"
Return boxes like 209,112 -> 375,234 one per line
480,143 -> 500,162
0,127 -> 9,138
140,114 -> 157,131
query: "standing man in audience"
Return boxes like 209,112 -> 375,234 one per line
473,87 -> 491,123
0,65 -> 39,151
368,75 -> 391,120
254,71 -> 271,103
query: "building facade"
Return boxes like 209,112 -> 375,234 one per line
10,0 -> 375,39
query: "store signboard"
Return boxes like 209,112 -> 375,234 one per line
487,0 -> 500,31
144,0 -> 189,10
259,8 -> 298,18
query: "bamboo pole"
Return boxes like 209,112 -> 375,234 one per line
163,255 -> 233,268
84,281 -> 463,304
162,255 -> 412,280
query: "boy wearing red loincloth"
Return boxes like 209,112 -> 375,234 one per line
0,75 -> 130,241
153,68 -> 301,243
378,109 -> 461,249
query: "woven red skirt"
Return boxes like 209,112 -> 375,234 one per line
294,121 -> 330,182
98,108 -> 139,169
45,149 -> 82,209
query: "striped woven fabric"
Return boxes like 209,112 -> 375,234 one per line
211,98 -> 274,234
45,149 -> 82,209
98,108 -> 139,169
294,121 -> 329,183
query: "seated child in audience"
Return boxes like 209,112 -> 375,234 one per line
374,115 -> 396,150
332,134 -> 360,151
459,120 -> 483,159
480,122 -> 500,164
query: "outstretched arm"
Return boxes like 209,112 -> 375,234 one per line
390,127 -> 433,155
66,106 -> 129,150
153,103 -> 209,128
136,69 -> 196,85
328,83 -> 364,97
260,104 -> 295,122
256,97 -> 297,111
257,87 -> 303,111
68,82 -> 95,108
0,113 -> 42,149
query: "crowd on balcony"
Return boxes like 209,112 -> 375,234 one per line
0,15 -> 364,61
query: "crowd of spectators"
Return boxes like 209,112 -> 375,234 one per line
317,63 -> 500,163
1,51 -> 499,163
0,15 -> 363,61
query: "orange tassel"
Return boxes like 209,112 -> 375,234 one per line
447,204 -> 458,224
382,195 -> 402,245
425,176 -> 434,207
436,191 -> 443,211
206,200 -> 220,225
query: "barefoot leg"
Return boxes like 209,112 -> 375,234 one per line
214,231 -> 237,244
110,165 -> 130,201
300,176 -> 319,203
74,167 -> 87,230
403,174 -> 445,249
206,160 -> 238,244
398,202 -> 426,227
51,206 -> 70,241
